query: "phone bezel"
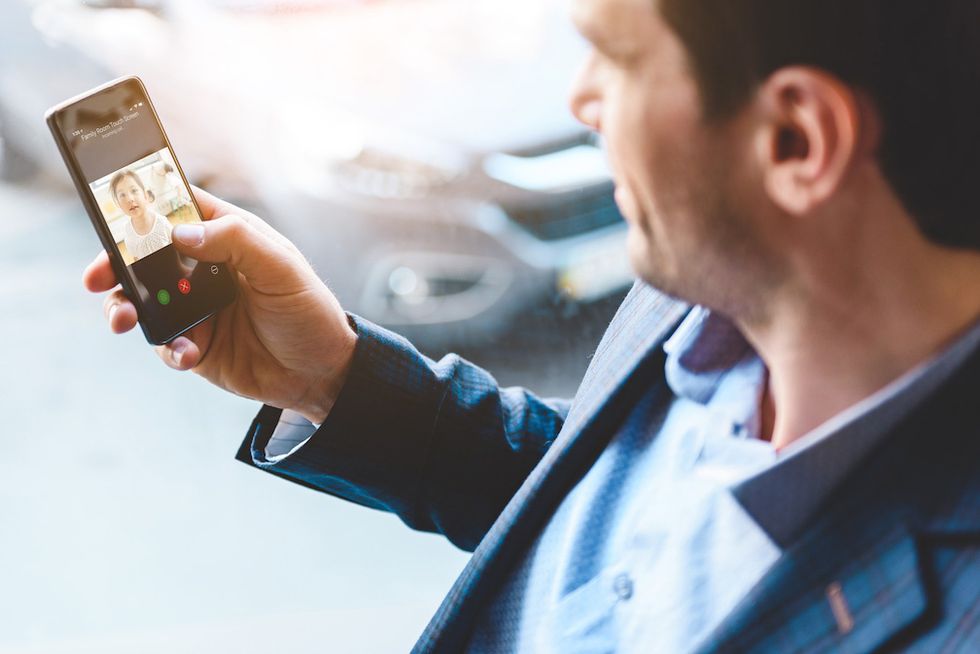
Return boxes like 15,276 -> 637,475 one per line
46,75 -> 234,345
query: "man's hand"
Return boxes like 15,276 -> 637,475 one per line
82,187 -> 357,425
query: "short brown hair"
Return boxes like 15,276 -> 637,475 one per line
660,0 -> 980,250
109,170 -> 145,201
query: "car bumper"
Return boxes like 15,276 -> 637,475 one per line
259,183 -> 634,346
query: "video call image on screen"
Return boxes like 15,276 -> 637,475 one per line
52,78 -> 234,336
90,147 -> 200,266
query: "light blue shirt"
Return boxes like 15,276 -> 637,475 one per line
466,307 -> 980,653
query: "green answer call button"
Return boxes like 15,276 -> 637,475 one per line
157,289 -> 171,306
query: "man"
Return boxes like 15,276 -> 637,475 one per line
83,0 -> 980,651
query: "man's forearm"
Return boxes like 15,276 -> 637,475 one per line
237,314 -> 570,551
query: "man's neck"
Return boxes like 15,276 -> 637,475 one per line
738,222 -> 980,450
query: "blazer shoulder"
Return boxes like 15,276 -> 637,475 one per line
558,282 -> 688,435
591,281 -> 689,365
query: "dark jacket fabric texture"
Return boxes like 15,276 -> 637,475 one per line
236,282 -> 980,653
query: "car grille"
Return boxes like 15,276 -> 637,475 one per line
504,185 -> 624,241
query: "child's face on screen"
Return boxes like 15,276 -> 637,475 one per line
114,176 -> 150,219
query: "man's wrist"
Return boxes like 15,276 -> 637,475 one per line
291,313 -> 359,425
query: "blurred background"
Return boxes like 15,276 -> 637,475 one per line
0,0 -> 631,651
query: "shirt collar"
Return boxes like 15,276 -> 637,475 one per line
663,306 -> 755,406
732,314 -> 980,548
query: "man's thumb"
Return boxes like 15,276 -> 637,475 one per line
172,215 -> 278,279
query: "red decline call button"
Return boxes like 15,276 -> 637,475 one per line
177,278 -> 191,295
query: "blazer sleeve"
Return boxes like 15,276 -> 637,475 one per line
235,314 -> 572,552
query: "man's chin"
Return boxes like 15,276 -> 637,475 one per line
626,231 -> 659,285
614,187 -> 640,225
626,231 -> 683,298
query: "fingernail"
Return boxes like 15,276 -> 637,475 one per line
172,339 -> 188,367
174,224 -> 205,246
108,304 -> 118,323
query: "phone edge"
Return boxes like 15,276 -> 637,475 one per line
45,81 -> 163,344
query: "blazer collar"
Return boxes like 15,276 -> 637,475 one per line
695,520 -> 931,654
734,312 -> 980,548
559,282 -> 691,440
698,343 -> 980,654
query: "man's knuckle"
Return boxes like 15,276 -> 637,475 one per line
227,214 -> 253,237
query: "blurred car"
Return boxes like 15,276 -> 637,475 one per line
1,0 -> 632,346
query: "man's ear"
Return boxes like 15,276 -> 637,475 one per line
753,67 -> 868,216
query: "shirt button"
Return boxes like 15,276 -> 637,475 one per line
613,573 -> 634,601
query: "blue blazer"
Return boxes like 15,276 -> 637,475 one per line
238,282 -> 980,653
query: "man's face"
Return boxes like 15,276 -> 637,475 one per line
114,176 -> 149,219
569,0 -> 768,306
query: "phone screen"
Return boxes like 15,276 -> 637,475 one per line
48,77 -> 235,344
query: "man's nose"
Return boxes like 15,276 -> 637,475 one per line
571,96 -> 601,131
569,58 -> 602,131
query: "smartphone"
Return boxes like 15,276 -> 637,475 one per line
46,76 -> 236,345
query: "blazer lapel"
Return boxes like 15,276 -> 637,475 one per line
695,518 -> 930,654
413,282 -> 690,653
561,282 -> 690,439
698,345 -> 980,654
